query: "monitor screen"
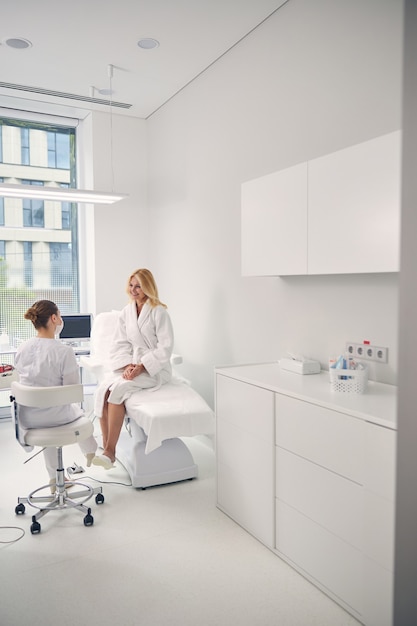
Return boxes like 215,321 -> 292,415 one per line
60,314 -> 92,342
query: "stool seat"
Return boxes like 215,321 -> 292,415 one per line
24,416 -> 94,447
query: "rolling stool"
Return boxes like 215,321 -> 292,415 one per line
11,381 -> 104,534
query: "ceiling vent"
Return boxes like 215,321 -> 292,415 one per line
0,81 -> 132,109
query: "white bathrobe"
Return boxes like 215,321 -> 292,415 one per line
94,301 -> 174,416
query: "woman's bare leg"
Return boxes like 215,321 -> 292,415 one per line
102,402 -> 126,462
99,390 -> 111,449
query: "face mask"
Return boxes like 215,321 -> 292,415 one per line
55,320 -> 64,337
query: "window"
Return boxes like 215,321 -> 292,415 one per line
21,128 -> 30,165
50,242 -> 72,288
0,126 -> 2,163
60,184 -> 71,230
0,177 -> 3,226
21,180 -> 45,227
0,117 -> 78,344
47,131 -> 70,169
23,242 -> 32,287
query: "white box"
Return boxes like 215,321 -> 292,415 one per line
279,358 -> 321,375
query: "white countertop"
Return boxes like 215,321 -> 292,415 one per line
215,362 -> 397,430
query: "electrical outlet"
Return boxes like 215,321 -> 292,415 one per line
345,342 -> 389,363
374,345 -> 388,363
355,344 -> 365,358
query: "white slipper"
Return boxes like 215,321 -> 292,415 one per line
92,454 -> 115,470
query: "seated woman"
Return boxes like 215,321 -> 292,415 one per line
92,268 -> 174,469
15,300 -> 98,488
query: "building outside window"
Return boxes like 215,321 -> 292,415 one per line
21,180 -> 45,227
0,117 -> 79,345
0,177 -> 4,226
21,128 -> 30,165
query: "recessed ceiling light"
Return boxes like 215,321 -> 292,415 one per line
5,37 -> 32,49
137,38 -> 159,50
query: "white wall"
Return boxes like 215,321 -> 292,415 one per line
80,111 -> 149,314
144,0 -> 403,405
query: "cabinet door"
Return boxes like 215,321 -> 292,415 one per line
216,374 -> 274,547
308,131 -> 401,274
362,423 -> 396,626
241,162 -> 308,276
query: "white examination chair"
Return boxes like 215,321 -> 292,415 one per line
81,311 -> 215,489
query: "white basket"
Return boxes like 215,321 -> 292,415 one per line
329,364 -> 368,394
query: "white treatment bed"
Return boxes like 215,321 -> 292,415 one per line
80,311 -> 215,488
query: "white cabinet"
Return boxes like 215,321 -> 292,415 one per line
215,373 -> 275,547
308,131 -> 401,274
362,422 -> 396,626
241,131 -> 401,276
215,364 -> 397,625
241,162 -> 308,276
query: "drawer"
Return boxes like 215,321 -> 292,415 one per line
216,374 -> 274,441
362,556 -> 394,626
276,499 -> 363,615
363,489 -> 395,569
276,447 -> 363,550
275,393 -> 364,484
364,421 -> 396,500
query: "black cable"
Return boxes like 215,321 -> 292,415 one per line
0,526 -> 25,543
81,474 -> 132,487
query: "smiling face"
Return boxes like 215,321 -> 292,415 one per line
129,275 -> 147,304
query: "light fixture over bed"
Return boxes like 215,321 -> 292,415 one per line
0,182 -> 127,204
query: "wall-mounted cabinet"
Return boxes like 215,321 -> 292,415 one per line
241,131 -> 401,276
241,162 -> 308,276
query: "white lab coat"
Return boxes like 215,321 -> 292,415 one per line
15,337 -> 83,428
14,337 -> 97,479
94,301 -> 174,417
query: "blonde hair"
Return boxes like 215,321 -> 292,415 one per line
24,300 -> 58,330
126,269 -> 167,309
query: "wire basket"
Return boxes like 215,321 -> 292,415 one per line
329,364 -> 368,393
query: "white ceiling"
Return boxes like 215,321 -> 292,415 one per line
0,0 -> 287,120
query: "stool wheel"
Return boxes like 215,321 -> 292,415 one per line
30,520 -> 41,534
83,508 -> 94,526
15,503 -> 26,515
95,493 -> 105,505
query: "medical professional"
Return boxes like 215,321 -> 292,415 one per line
15,300 -> 97,486
92,268 -> 174,469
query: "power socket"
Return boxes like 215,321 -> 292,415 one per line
346,342 -> 388,364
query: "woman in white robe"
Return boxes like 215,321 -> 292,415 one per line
15,300 -> 98,484
92,268 -> 174,469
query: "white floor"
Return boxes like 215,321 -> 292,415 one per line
0,418 -> 360,626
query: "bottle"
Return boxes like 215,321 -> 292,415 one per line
0,331 -> 10,350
